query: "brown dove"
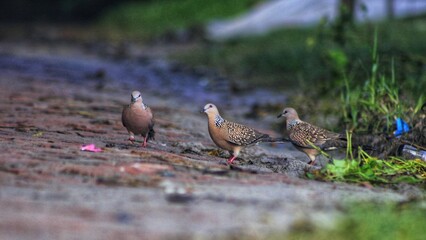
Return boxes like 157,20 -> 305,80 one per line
122,90 -> 155,147
202,103 -> 274,164
277,107 -> 346,165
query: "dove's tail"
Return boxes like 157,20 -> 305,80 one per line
148,126 -> 155,140
259,136 -> 290,143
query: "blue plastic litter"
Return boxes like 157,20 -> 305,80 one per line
394,118 -> 410,136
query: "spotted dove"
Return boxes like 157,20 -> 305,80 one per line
122,91 -> 155,147
277,107 -> 346,165
202,103 -> 273,164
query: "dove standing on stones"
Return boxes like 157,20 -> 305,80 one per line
202,103 -> 274,164
277,107 -> 346,165
122,91 -> 155,147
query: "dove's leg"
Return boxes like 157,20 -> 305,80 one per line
227,148 -> 241,164
302,149 -> 318,166
142,133 -> 149,147
227,155 -> 237,164
128,132 -> 135,144
307,155 -> 317,166
228,147 -> 241,164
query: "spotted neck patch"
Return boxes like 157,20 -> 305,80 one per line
287,119 -> 301,129
214,115 -> 224,127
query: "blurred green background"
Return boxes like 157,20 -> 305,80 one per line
1,0 -> 425,131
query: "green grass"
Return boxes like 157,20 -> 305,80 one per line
318,155 -> 426,184
306,132 -> 426,185
279,202 -> 426,240
340,29 -> 425,131
307,138 -> 426,184
98,0 -> 260,39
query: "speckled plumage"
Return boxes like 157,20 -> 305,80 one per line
122,91 -> 155,147
224,120 -> 269,146
202,103 -> 270,164
287,120 -> 340,148
278,107 -> 345,165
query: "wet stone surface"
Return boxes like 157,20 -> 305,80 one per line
0,44 -> 423,239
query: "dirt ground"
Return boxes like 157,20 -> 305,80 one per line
0,41 -> 423,240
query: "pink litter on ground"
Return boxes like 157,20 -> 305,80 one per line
80,144 -> 102,152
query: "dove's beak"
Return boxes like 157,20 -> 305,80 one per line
277,113 -> 283,118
